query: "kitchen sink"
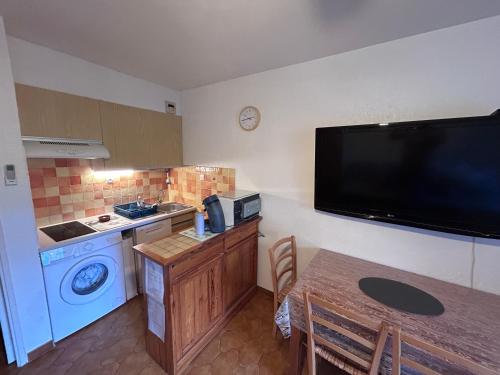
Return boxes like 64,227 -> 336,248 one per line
157,202 -> 192,214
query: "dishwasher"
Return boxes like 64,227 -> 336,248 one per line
132,218 -> 172,294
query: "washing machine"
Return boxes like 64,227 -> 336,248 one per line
40,231 -> 126,342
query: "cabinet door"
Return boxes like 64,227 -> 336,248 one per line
224,235 -> 257,310
141,109 -> 183,167
15,83 -> 54,137
241,235 -> 257,292
100,101 -> 149,169
51,89 -> 102,140
15,83 -> 101,140
172,256 -> 223,360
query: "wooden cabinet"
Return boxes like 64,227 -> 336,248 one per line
135,218 -> 260,375
15,83 -> 183,169
15,83 -> 102,141
100,101 -> 183,169
141,109 -> 183,168
99,101 -> 149,169
224,236 -> 257,311
172,255 -> 222,361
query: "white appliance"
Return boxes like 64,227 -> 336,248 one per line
40,232 -> 126,342
133,219 -> 172,294
121,231 -> 137,300
22,136 -> 110,159
82,214 -> 138,301
219,190 -> 261,227
82,215 -> 172,300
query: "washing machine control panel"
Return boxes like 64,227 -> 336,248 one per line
40,248 -> 65,266
40,232 -> 122,266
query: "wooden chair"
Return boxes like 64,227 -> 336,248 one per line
268,235 -> 297,336
391,326 -> 497,375
303,291 -> 389,375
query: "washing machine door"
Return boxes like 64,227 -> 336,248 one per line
60,255 -> 118,305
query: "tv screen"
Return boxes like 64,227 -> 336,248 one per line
314,112 -> 500,239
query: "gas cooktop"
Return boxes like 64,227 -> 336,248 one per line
40,221 -> 97,242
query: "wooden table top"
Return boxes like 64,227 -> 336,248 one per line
287,249 -> 500,374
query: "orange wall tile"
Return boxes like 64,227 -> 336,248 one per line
28,160 -> 236,227
28,158 -> 168,227
167,166 -> 235,211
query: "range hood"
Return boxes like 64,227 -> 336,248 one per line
22,137 -> 110,159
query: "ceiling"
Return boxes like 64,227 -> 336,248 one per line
1,1 -> 500,90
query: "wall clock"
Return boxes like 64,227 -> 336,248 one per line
239,106 -> 261,131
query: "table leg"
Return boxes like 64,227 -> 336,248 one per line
289,325 -> 305,375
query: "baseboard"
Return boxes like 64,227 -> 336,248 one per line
27,340 -> 54,363
257,285 -> 273,298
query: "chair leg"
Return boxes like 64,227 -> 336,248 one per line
272,298 -> 279,337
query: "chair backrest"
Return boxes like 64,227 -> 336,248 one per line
303,291 -> 389,375
268,236 -> 297,302
392,326 -> 497,375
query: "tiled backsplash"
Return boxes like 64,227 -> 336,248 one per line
168,166 -> 235,211
28,158 -> 168,227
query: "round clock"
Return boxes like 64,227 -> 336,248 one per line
239,106 -> 261,131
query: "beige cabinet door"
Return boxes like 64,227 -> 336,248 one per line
51,89 -> 101,140
100,101 -> 150,169
101,102 -> 183,169
15,83 -> 102,141
15,83 -> 54,138
141,109 -> 183,168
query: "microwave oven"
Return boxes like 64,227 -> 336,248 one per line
219,190 -> 261,227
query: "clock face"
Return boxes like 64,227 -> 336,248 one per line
239,106 -> 260,131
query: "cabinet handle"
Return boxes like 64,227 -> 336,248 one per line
144,225 -> 165,234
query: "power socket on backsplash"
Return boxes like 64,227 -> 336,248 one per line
165,171 -> 172,186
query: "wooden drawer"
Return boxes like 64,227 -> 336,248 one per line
171,212 -> 195,232
171,240 -> 224,279
134,219 -> 172,243
225,221 -> 258,249
171,212 -> 194,226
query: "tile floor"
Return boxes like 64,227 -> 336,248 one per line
1,289 -> 341,375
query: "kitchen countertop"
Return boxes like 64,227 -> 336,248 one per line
37,206 -> 197,252
133,216 -> 262,266
133,232 -> 208,266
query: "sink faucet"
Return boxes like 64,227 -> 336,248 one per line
136,194 -> 145,208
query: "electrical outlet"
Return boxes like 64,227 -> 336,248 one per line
165,101 -> 176,115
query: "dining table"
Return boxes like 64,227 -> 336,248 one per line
286,249 -> 500,375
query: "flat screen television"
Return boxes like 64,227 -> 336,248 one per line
314,111 -> 500,239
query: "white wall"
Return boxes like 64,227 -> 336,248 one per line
182,16 -> 500,295
7,36 -> 181,114
0,33 -> 181,364
0,18 -> 52,363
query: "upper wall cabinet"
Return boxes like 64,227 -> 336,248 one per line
15,83 -> 102,141
100,101 -> 183,169
141,108 -> 183,168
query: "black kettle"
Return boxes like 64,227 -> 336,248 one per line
202,195 -> 226,233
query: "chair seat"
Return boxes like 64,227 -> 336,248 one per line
315,345 -> 367,375
278,284 -> 293,303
